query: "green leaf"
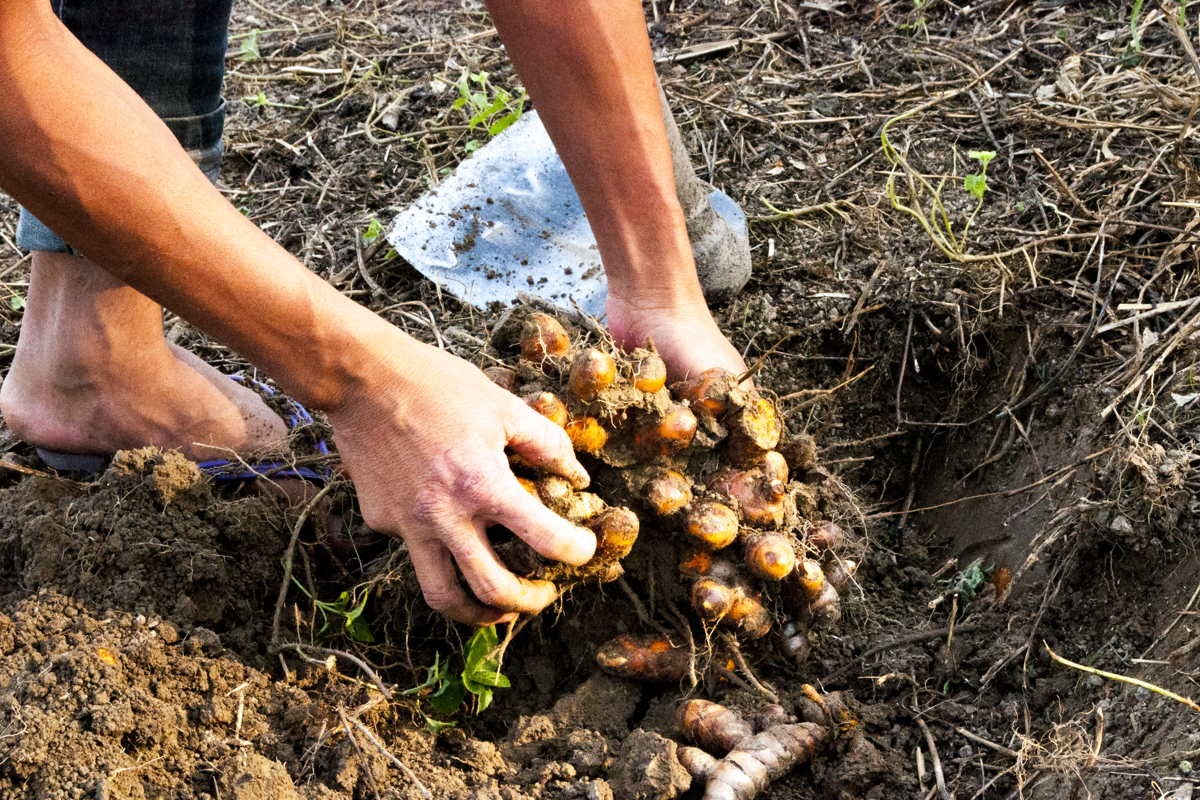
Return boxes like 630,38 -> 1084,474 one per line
8,295 -> 25,312
424,716 -> 458,734
963,172 -> 987,200
429,676 -> 466,716
967,149 -> 996,169
473,686 -> 495,713
464,140 -> 482,153
362,218 -> 385,244
461,625 -> 511,691
346,616 -> 375,643
239,29 -> 261,62
401,655 -> 446,696
487,108 -> 523,137
463,625 -> 498,667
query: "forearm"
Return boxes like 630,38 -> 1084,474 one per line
0,4 -> 397,410
485,0 -> 700,303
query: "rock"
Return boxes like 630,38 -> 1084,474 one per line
608,730 -> 691,800
566,729 -> 609,776
216,752 -> 300,800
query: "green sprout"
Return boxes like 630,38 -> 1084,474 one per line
361,218 -> 399,261
292,579 -> 376,644
313,587 -> 375,643
963,149 -> 996,200
948,559 -> 990,602
362,218 -> 385,245
1129,0 -> 1147,52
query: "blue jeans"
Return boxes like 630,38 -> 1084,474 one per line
16,0 -> 235,252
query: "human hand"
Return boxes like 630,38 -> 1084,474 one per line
326,332 -> 596,625
607,288 -> 747,381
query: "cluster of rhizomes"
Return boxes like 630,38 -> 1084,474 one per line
675,692 -> 850,800
486,312 -> 858,675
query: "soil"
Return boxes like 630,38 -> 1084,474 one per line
1,1 -> 1198,798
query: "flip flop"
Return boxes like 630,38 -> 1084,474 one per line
35,373 -> 332,484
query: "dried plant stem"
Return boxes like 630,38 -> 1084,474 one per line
1044,643 -> 1200,713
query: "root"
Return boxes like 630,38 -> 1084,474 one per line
678,699 -> 830,800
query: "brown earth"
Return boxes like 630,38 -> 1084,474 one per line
1,1 -> 1199,798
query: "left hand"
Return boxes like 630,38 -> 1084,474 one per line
607,288 -> 746,381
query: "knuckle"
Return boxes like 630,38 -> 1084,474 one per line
421,588 -> 459,613
454,468 -> 499,503
470,575 -> 512,607
409,484 -> 451,526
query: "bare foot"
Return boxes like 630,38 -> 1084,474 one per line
0,340 -> 288,461
607,293 -> 747,381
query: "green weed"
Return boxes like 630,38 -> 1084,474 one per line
292,579 -> 376,644
1129,0 -> 1147,51
362,218 -> 386,244
241,91 -> 305,111
880,105 -> 1003,261
361,218 -> 399,261
947,559 -> 990,602
236,29 -> 261,62
963,150 -> 996,201
451,71 -> 526,153
313,586 -> 375,643
403,625 -> 512,732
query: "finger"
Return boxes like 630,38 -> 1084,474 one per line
408,540 -> 514,625
487,474 -> 596,566
447,525 -> 561,614
505,403 -> 590,489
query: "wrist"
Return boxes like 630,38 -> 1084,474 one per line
279,289 -> 424,417
606,268 -> 707,313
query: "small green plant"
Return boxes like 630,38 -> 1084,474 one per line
1129,0 -> 1147,51
293,579 -> 376,643
880,106 -> 1004,262
314,587 -> 375,643
236,29 -> 261,62
360,218 -> 399,261
947,559 -> 990,602
403,625 -> 512,731
362,218 -> 386,245
451,71 -> 526,152
898,0 -> 927,32
963,149 -> 996,200
241,91 -> 304,110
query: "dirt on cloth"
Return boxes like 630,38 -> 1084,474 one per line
1,0 -> 1200,798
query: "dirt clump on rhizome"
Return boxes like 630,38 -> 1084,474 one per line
2,0 -> 1200,798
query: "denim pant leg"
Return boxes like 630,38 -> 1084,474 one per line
16,0 -> 235,253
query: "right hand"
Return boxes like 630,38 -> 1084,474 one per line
325,333 -> 596,625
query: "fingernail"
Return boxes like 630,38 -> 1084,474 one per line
570,465 -> 591,489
